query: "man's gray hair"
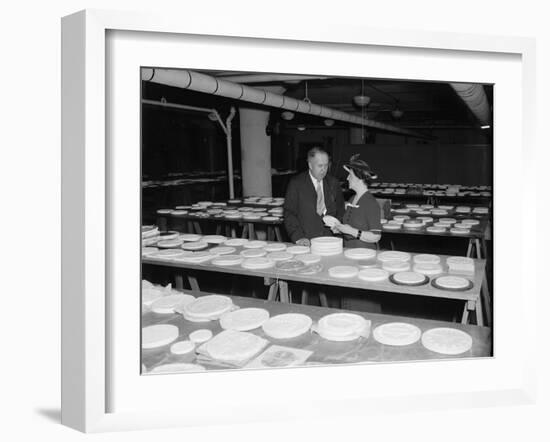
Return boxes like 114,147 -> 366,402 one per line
307,147 -> 329,161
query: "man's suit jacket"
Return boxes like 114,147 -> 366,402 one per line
283,172 -> 345,243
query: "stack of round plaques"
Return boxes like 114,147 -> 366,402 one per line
239,206 -> 254,212
143,236 -> 159,247
182,241 -> 208,251
224,238 -> 249,247
266,251 -> 293,262
310,237 -> 343,256
206,208 -> 223,215
431,209 -> 448,216
413,254 -> 441,265
240,248 -> 267,258
446,256 -> 475,273
453,222 -> 471,230
450,227 -> 470,235
269,207 -> 284,214
358,268 -> 389,282
212,202 -> 227,207
142,225 -> 159,239
209,246 -> 236,256
297,263 -> 323,275
170,210 -> 189,216
181,295 -> 234,322
432,275 -> 473,291
262,313 -> 312,339
224,212 -> 243,219
403,219 -> 423,229
461,219 -> 480,226
142,286 -> 165,306
142,247 -> 158,257
383,223 -> 401,230
142,324 -> 179,349
394,208 -> 410,214
202,235 -> 227,244
156,209 -> 173,215
416,216 -> 434,224
416,210 -> 432,215
220,308 -> 270,331
328,265 -> 359,278
149,249 -> 187,260
180,233 -> 202,242
388,219 -> 403,225
264,242 -> 287,252
344,248 -> 377,260
317,313 -> 368,341
413,263 -> 444,275
421,327 -> 473,355
438,205 -> 454,210
287,245 -> 311,255
382,261 -> 411,273
276,260 -> 306,272
296,253 -> 321,265
198,330 -> 268,364
473,207 -> 489,214
151,293 -> 196,314
262,216 -> 280,221
393,215 -> 410,221
157,238 -> 184,248
390,271 -> 428,286
377,251 -> 411,263
176,251 -> 214,263
241,257 -> 275,270
420,204 -> 434,209
426,226 -> 446,233
439,218 -> 457,225
170,340 -> 196,356
243,213 -> 261,221
455,206 -> 471,213
197,201 -> 213,207
243,240 -> 267,249
189,329 -> 214,344
373,322 -> 422,346
158,231 -> 180,241
211,254 -> 243,266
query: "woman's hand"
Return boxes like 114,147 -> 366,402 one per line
334,223 -> 355,236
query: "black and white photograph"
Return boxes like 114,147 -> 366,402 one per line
140,67 -> 494,374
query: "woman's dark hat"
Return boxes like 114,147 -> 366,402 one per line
343,154 -> 378,180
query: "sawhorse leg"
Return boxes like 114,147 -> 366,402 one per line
274,226 -> 283,242
278,280 -> 290,303
187,275 -> 200,291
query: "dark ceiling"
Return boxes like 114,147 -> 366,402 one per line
141,69 -> 493,135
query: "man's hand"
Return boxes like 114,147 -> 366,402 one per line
296,238 -> 311,247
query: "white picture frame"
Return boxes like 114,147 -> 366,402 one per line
61,9 -> 538,433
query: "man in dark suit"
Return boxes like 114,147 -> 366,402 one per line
283,147 -> 345,246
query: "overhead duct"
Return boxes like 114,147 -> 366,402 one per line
450,83 -> 491,127
141,68 -> 431,139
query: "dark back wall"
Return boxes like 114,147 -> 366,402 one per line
332,144 -> 492,186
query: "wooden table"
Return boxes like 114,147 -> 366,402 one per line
142,245 -> 489,326
163,212 -> 284,241
382,216 -> 490,259
141,291 -> 492,373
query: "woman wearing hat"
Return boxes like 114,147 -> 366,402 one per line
333,154 -> 382,249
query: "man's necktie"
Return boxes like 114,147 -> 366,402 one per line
316,180 -> 325,216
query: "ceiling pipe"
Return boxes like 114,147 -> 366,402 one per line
214,74 -> 329,83
450,83 -> 491,126
142,68 -> 431,139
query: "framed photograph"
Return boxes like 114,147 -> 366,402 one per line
61,9 -> 537,433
